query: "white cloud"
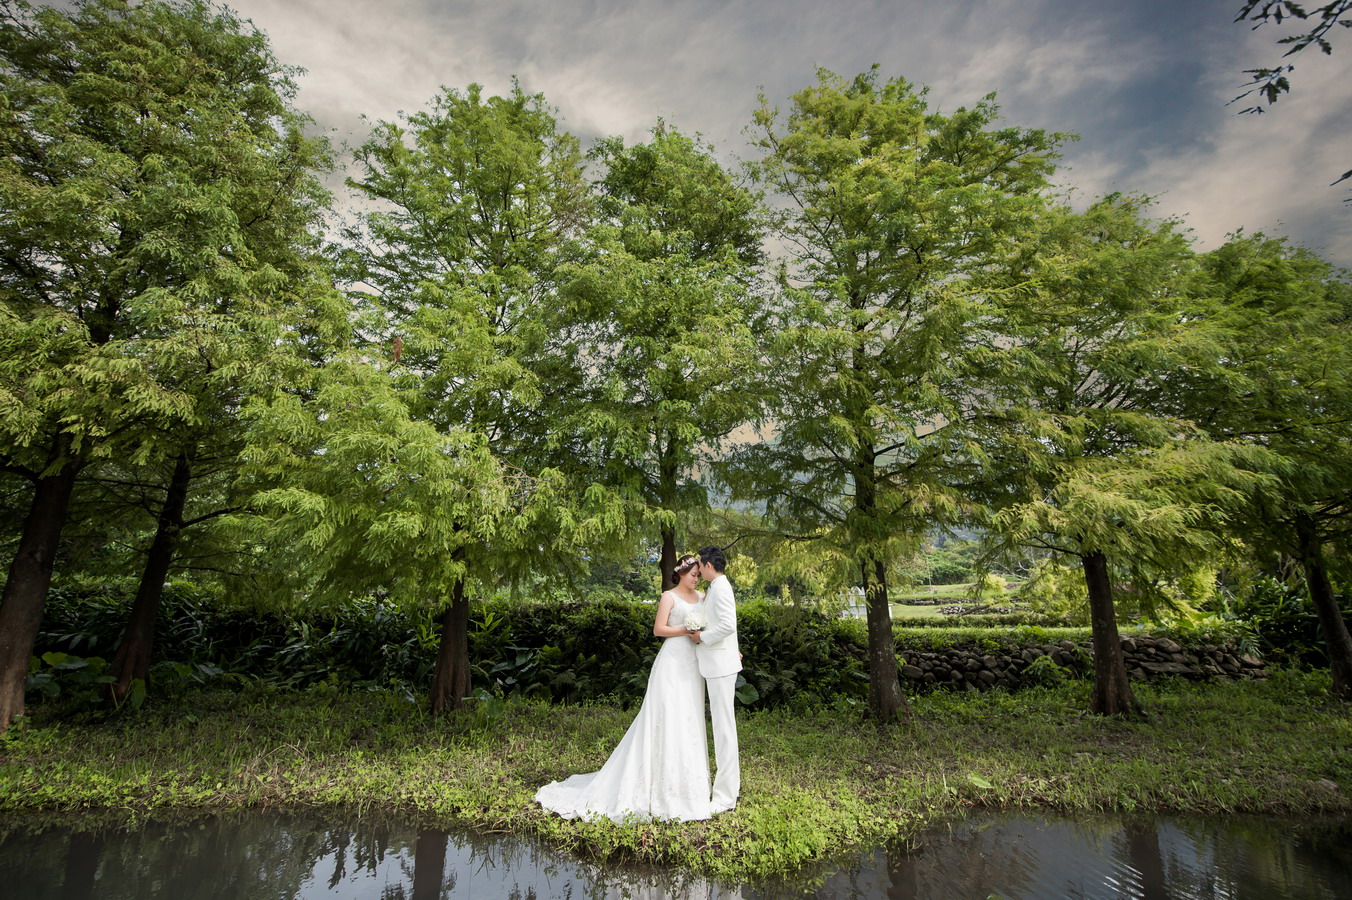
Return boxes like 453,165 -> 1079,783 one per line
219,0 -> 1352,266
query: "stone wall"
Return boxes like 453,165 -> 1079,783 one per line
898,634 -> 1267,693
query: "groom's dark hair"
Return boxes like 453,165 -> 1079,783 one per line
698,545 -> 726,573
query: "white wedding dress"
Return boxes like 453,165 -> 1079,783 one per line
535,594 -> 713,822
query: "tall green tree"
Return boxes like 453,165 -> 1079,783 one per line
0,0 -> 335,728
569,124 -> 766,590
732,68 -> 1064,721
336,82 -> 629,712
1184,235 -> 1352,696
977,196 -> 1271,715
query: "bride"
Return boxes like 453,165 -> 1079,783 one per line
535,554 -> 712,822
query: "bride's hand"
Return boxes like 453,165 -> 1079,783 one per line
688,630 -> 702,643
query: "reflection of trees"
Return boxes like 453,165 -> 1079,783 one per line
0,811 -> 749,900
59,831 -> 102,900
1147,816 -> 1352,900
7,809 -> 1346,899
0,813 -> 333,900
1122,821 -> 1167,900
410,829 -> 450,900
799,813 -> 1352,900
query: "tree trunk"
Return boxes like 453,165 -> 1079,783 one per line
862,557 -> 909,722
61,830 -> 104,900
658,441 -> 678,591
659,521 -> 678,592
1082,550 -> 1140,716
106,450 -> 193,704
1124,821 -> 1168,900
429,576 -> 471,715
0,438 -> 81,731
411,828 -> 449,900
1295,512 -> 1352,700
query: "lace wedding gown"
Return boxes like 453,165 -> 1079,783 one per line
535,595 -> 713,822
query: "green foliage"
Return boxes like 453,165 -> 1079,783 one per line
0,0 -> 340,474
25,652 -> 114,706
920,539 -> 981,585
731,67 -> 1066,718
1023,654 -> 1072,686
1188,235 -> 1352,606
1226,576 -> 1349,667
30,586 -> 875,711
734,601 -> 869,710
979,197 -> 1280,573
734,67 -> 1067,585
232,356 -> 514,604
894,611 -> 1081,629
564,125 -> 768,582
973,572 -> 1007,600
1017,558 -> 1091,625
339,80 -> 587,458
327,79 -> 637,602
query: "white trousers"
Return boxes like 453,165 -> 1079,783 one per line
706,672 -> 740,811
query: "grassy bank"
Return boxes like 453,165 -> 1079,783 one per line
2,675 -> 1349,881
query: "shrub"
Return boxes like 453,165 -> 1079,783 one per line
1015,559 -> 1090,625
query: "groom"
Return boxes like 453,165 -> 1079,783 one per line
690,545 -> 740,814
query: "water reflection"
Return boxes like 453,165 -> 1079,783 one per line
1,810 -> 1348,899
0,812 -> 736,899
805,814 -> 1352,899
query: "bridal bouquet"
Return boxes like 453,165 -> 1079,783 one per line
683,607 -> 708,631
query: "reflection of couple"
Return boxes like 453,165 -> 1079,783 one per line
535,546 -> 741,821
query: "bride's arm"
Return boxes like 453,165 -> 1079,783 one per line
652,592 -> 688,637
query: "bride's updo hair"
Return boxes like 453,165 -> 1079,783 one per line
673,554 -> 699,580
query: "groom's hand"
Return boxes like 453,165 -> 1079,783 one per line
689,630 -> 703,643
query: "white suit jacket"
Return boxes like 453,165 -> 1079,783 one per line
696,575 -> 742,679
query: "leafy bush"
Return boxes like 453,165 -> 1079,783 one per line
31,580 -> 1268,713
32,586 -> 872,712
1024,655 -> 1072,686
973,572 -> 1007,600
1224,577 -> 1346,668
1015,559 -> 1089,625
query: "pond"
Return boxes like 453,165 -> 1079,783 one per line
1,808 -> 1348,899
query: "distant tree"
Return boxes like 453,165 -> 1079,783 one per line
0,0 -> 335,728
976,196 -> 1273,716
334,83 -> 630,712
230,355 -> 571,694
1183,235 -> 1352,696
733,67 -> 1065,722
570,125 -> 767,590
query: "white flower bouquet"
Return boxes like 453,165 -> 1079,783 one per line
683,607 -> 708,631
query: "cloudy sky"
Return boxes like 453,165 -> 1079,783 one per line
222,0 -> 1351,266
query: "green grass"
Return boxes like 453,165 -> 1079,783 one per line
2,674 -> 1349,882
889,603 -> 948,620
891,583 -> 976,603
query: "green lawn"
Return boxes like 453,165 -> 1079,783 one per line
890,602 -> 948,620
891,582 -> 976,603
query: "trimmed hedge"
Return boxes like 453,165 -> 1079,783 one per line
32,587 -> 872,710
28,586 -> 1256,711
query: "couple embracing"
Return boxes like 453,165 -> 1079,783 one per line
535,546 -> 740,821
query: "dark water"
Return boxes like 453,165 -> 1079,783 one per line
1,809 -> 1348,899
